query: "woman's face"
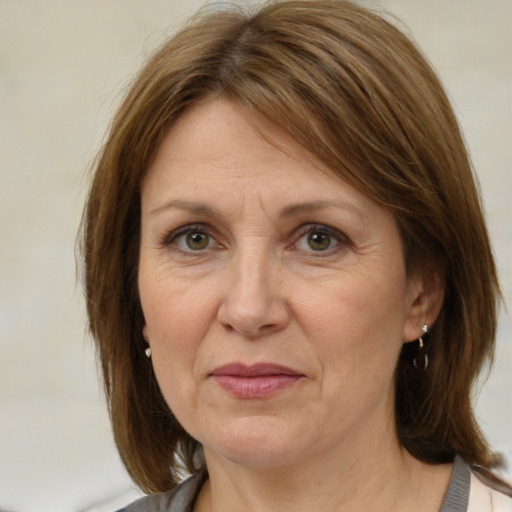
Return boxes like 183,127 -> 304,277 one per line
139,98 -> 424,469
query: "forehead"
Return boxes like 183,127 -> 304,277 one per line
145,98 -> 319,177
142,97 -> 369,210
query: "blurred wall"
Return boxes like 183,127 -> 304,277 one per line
0,1 -> 510,511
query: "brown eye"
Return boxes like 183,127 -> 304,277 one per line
185,231 -> 210,250
307,231 -> 332,251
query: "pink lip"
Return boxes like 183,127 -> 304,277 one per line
210,363 -> 304,399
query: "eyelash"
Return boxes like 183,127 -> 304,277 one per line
162,223 -> 349,255
163,224 -> 216,252
292,223 -> 349,255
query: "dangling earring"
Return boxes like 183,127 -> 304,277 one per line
145,347 -> 152,359
413,324 -> 428,371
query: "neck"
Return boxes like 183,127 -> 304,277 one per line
195,416 -> 452,512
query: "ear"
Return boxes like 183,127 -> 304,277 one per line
402,268 -> 445,342
142,324 -> 150,343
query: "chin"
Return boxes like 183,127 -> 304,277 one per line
200,416 -> 317,469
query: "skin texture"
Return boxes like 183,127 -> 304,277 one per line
138,98 -> 449,511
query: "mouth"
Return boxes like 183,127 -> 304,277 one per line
209,363 -> 305,399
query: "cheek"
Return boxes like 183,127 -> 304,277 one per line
139,277 -> 218,397
141,270 -> 217,343
297,270 -> 407,340
296,272 -> 407,386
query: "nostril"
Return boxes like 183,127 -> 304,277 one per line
221,323 -> 235,333
218,303 -> 290,339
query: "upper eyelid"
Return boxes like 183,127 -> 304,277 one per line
293,223 -> 348,241
285,223 -> 349,254
163,223 -> 215,245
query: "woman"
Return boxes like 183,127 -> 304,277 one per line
81,1 -> 512,510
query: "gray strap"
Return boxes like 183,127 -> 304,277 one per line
167,474 -> 203,512
117,472 -> 205,512
439,455 -> 471,512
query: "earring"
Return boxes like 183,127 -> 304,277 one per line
145,347 -> 151,359
413,324 -> 428,371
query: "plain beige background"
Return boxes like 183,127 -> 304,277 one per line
0,1 -> 510,511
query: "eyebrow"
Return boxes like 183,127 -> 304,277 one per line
150,198 -> 368,222
150,200 -> 223,218
280,200 -> 369,222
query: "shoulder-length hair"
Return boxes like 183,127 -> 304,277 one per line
80,0 -> 501,493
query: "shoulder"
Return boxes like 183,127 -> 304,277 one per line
116,473 -> 204,512
468,471 -> 512,512
439,455 -> 511,512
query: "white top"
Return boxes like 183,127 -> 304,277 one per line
467,472 -> 512,511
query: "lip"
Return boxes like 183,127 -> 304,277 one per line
210,363 -> 305,399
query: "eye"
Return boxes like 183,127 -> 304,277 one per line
183,231 -> 210,250
294,224 -> 347,253
165,225 -> 217,253
306,231 -> 332,251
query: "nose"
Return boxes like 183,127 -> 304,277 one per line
217,246 -> 290,339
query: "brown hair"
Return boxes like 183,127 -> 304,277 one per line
80,0 -> 502,493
